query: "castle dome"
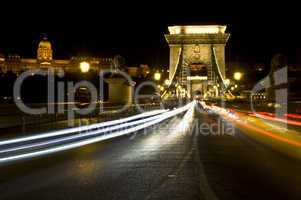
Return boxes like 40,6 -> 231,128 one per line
37,36 -> 53,62
38,37 -> 52,49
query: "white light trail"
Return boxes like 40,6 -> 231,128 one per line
0,109 -> 168,146
0,111 -> 168,154
0,102 -> 195,164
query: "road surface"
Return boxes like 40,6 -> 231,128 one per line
0,108 -> 301,199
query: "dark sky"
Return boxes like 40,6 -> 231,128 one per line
0,1 -> 300,68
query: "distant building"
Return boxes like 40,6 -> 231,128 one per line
126,64 -> 151,78
140,64 -> 150,77
127,66 -> 139,77
0,37 -> 113,74
255,64 -> 265,72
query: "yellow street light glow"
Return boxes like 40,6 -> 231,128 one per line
231,86 -> 235,91
234,84 -> 238,88
80,61 -> 90,73
164,79 -> 170,85
233,72 -> 242,81
154,72 -> 161,81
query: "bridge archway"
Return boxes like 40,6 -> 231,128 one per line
165,25 -> 230,99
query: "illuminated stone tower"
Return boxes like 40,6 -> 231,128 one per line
37,36 -> 53,65
165,25 -> 230,97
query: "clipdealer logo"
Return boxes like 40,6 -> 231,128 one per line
13,68 -> 165,126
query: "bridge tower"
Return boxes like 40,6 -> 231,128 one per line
165,25 -> 230,98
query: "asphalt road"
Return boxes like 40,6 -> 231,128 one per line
0,109 -> 301,200
195,110 -> 301,200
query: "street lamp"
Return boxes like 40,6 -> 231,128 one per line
154,71 -> 161,81
233,72 -> 242,81
160,86 -> 164,91
79,61 -> 90,73
164,79 -> 170,86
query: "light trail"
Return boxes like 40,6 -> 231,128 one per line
0,109 -> 168,146
205,103 -> 301,148
236,119 -> 301,148
254,112 -> 301,120
250,113 -> 301,127
0,109 -> 173,154
0,102 -> 195,164
285,113 -> 301,120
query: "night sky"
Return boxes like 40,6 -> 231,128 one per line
0,2 -> 300,68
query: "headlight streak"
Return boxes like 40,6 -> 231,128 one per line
0,102 -> 195,164
0,109 -> 169,146
0,111 -> 169,154
208,105 -> 240,121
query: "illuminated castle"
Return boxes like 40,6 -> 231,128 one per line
0,36 -> 112,74
37,36 -> 53,65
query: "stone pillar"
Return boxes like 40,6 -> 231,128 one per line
105,78 -> 135,104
